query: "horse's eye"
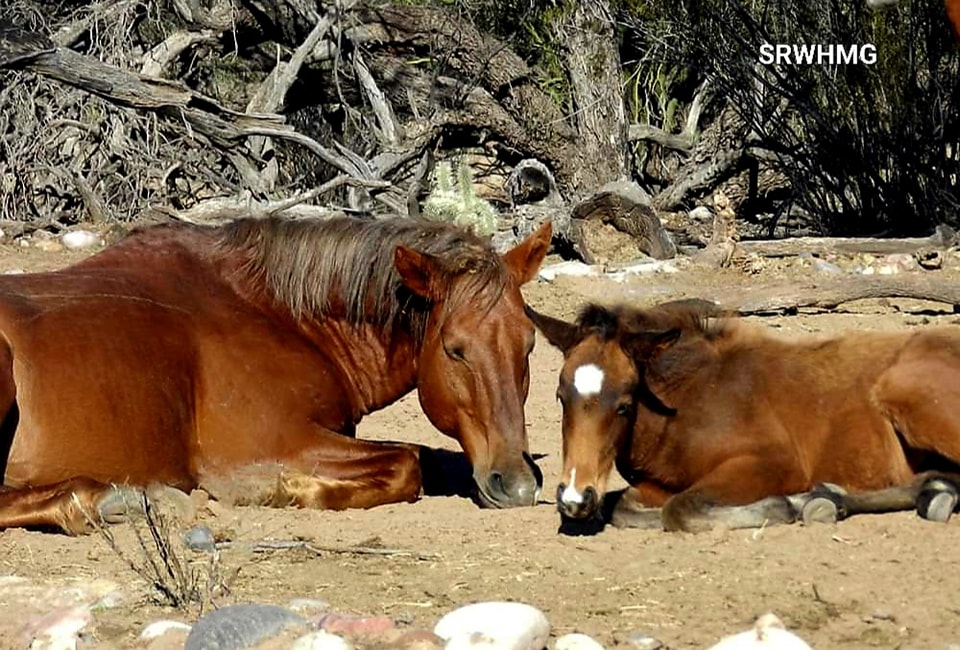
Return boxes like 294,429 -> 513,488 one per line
615,402 -> 632,417
445,344 -> 466,361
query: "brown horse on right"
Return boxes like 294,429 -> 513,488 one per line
528,300 -> 960,532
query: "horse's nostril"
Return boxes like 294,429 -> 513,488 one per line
488,471 -> 506,496
523,451 -> 543,488
583,486 -> 599,511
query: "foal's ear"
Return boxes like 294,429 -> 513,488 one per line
622,329 -> 682,361
394,246 -> 444,300
525,305 -> 580,352
503,221 -> 552,285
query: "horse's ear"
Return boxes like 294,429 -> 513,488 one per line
622,329 -> 681,362
394,246 -> 443,300
525,305 -> 580,352
624,329 -> 682,416
503,221 -> 552,285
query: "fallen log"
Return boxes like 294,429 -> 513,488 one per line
729,275 -> 960,315
737,225 -> 959,257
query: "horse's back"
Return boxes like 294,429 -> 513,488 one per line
0,226 -> 228,489
0,224 -> 362,489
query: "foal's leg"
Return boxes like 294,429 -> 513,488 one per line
198,435 -> 423,511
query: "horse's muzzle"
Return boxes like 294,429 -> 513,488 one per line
475,453 -> 542,508
556,482 -> 600,520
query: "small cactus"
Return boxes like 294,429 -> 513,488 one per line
423,161 -> 499,237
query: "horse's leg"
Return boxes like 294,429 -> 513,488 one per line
0,478 -> 151,534
198,434 -> 423,511
610,482 -> 672,529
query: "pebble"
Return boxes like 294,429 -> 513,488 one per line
689,206 -> 712,222
706,613 -> 811,650
140,620 -> 193,640
24,605 -> 91,650
61,230 -> 102,251
434,602 -> 550,650
318,613 -> 395,637
813,259 -> 842,274
291,630 -> 355,650
184,604 -> 306,650
183,525 -> 216,552
384,629 -> 445,649
555,632 -> 605,650
33,239 -> 63,253
288,598 -> 331,614
618,633 -> 662,649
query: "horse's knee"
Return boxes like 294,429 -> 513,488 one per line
661,492 -> 710,532
390,447 -> 423,503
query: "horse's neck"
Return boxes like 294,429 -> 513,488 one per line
303,317 -> 420,416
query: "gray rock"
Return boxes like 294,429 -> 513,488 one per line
183,525 -> 216,552
185,604 -> 306,650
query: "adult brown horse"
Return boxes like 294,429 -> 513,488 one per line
0,216 -> 551,534
528,300 -> 960,532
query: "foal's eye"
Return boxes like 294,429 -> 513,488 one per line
615,403 -> 632,417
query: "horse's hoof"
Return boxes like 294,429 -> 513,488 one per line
917,479 -> 959,523
801,496 -> 838,525
97,486 -> 148,524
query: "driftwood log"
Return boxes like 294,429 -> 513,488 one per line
720,275 -> 960,315
738,225 -> 959,258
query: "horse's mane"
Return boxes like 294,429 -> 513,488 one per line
575,298 -> 732,342
217,216 -> 509,341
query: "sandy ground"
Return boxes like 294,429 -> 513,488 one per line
1,241 -> 960,649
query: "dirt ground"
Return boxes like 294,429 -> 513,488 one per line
2,240 -> 960,650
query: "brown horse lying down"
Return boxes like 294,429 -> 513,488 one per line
0,217 -> 552,534
528,300 -> 960,532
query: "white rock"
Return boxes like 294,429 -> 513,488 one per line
291,630 -> 355,650
538,261 -> 603,282
707,613 -> 812,650
61,230 -> 102,251
555,632 -> 605,650
689,206 -> 713,221
27,605 -> 91,650
139,620 -> 192,640
434,602 -> 550,650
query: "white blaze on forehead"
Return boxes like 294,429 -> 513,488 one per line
572,364 -> 604,396
560,468 -> 583,504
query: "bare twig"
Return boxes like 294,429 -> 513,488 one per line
216,538 -> 441,561
140,30 -> 218,78
353,49 -> 399,145
245,3 -> 356,190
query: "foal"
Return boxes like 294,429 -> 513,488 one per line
528,301 -> 960,532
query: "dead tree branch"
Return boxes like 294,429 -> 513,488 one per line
159,174 -> 388,224
730,276 -> 960,315
737,226 -> 959,257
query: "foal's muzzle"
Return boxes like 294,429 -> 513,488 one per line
475,452 -> 542,508
556,482 -> 600,520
